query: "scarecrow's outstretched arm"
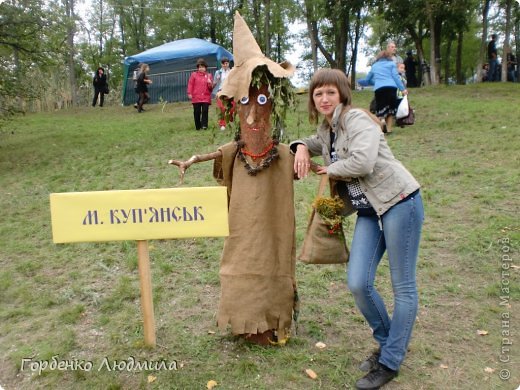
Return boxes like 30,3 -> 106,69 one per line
168,150 -> 223,184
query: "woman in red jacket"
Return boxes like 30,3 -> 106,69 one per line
187,58 -> 214,130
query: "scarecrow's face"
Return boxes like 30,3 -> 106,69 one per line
237,84 -> 272,136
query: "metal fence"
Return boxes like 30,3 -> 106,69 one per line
123,67 -> 217,106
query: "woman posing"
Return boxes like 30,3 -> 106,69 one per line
291,69 -> 423,390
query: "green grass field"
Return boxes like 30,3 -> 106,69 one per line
0,83 -> 519,389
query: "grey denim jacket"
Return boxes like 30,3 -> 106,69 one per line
290,104 -> 420,216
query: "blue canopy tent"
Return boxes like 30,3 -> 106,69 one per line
123,38 -> 233,105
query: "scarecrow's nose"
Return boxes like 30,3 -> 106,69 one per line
246,104 -> 256,125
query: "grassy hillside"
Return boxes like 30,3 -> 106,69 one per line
0,83 -> 519,389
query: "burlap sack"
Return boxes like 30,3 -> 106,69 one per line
299,209 -> 349,264
298,175 -> 349,264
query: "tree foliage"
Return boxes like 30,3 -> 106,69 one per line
0,0 -> 516,119
301,0 -> 368,75
0,0 -> 71,116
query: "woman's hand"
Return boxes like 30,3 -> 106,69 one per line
294,144 -> 312,179
316,165 -> 328,175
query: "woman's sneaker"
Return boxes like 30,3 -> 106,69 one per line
359,349 -> 380,372
355,362 -> 398,390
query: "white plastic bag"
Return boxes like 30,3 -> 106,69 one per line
396,95 -> 409,119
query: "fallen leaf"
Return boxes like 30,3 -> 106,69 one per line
207,330 -> 216,335
207,380 -> 218,389
305,368 -> 318,379
477,330 -> 489,336
315,341 -> 326,349
147,375 -> 157,383
440,364 -> 449,369
484,367 -> 495,373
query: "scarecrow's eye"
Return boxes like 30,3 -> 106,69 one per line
240,96 -> 249,105
257,94 -> 268,105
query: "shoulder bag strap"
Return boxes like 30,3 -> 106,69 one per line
317,174 -> 329,197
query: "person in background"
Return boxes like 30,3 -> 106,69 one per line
213,57 -> 235,130
397,62 -> 407,97
364,49 -> 408,133
133,63 -> 142,108
404,51 -> 418,87
92,67 -> 107,107
395,63 -> 409,128
487,34 -> 498,82
506,47 -> 517,82
481,63 -> 489,82
386,41 -> 403,65
187,58 -> 213,130
136,63 -> 152,113
291,68 -> 423,390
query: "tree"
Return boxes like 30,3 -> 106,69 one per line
501,0 -> 513,82
63,0 -> 78,105
378,0 -> 480,85
477,0 -> 492,82
439,0 -> 477,84
238,0 -> 298,61
0,0 -> 66,114
377,0 -> 430,83
515,3 -> 520,82
302,0 -> 368,86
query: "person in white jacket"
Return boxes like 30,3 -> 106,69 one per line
291,68 -> 423,390
213,57 -> 235,130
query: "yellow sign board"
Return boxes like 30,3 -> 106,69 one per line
50,187 -> 229,243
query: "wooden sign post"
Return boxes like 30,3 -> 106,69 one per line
137,240 -> 156,346
50,187 -> 229,347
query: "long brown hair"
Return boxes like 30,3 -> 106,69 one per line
308,69 -> 352,124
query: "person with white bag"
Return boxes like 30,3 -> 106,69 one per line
396,95 -> 409,120
396,63 -> 408,117
395,63 -> 416,127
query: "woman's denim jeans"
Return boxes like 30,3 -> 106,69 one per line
347,192 -> 424,371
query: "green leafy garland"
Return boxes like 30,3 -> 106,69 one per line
227,65 -> 296,143
236,139 -> 280,176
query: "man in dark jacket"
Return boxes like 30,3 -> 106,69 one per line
92,67 -> 108,107
487,34 -> 498,82
404,51 -> 419,87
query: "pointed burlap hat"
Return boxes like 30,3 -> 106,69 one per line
218,11 -> 295,101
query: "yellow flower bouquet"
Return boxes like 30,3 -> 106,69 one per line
312,196 -> 345,235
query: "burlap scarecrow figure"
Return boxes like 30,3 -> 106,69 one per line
169,11 -> 297,345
